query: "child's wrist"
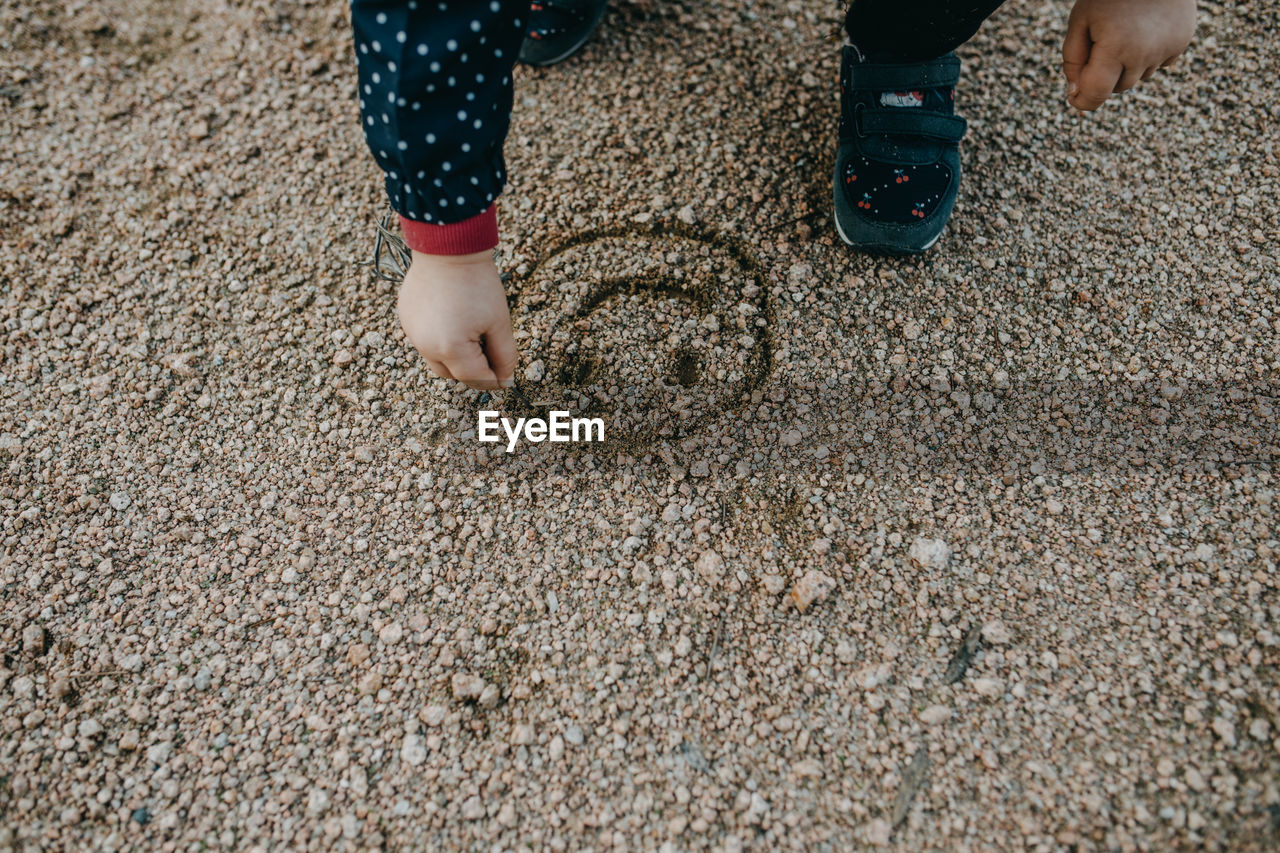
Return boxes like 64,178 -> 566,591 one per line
410,248 -> 495,269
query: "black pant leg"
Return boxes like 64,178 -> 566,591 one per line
845,0 -> 1007,61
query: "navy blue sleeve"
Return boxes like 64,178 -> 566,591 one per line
352,1 -> 525,225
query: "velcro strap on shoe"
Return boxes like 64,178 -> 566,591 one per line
857,108 -> 967,142
843,49 -> 962,92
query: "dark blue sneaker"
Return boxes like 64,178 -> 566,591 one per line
518,0 -> 609,67
833,47 -> 968,254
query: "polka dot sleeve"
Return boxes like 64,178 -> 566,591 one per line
352,1 -> 524,237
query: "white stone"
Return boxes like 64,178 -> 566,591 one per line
1211,716 -> 1236,746
400,734 -> 427,766
461,795 -> 484,820
972,678 -> 1003,697
21,624 -> 44,654
761,573 -> 786,595
695,549 -> 724,580
451,673 -> 486,701
919,704 -> 951,725
307,787 -> 331,815
908,536 -> 951,569
146,741 -> 173,766
981,620 -> 1012,645
865,818 -> 892,846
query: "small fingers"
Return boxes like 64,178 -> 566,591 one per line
483,324 -> 519,388
1070,52 -> 1124,110
442,341 -> 500,389
425,359 -> 454,381
1061,13 -> 1090,90
1114,65 -> 1144,93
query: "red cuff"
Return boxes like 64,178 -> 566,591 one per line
399,206 -> 498,256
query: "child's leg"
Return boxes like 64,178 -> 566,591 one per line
833,1 -> 1005,253
844,0 -> 1007,61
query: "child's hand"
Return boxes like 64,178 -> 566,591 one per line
1062,0 -> 1196,111
397,250 -> 517,389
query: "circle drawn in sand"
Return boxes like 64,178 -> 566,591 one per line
507,223 -> 773,448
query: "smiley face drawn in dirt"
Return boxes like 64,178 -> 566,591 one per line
504,222 -> 773,448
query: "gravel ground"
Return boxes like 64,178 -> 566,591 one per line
2,0 -> 1278,850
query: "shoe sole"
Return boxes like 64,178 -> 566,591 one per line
833,207 -> 941,254
520,3 -> 610,67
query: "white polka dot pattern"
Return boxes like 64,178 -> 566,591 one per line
352,1 -> 525,225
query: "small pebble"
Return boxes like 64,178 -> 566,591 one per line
451,674 -> 486,701
22,624 -> 45,655
908,537 -> 951,569
378,622 -> 404,645
981,620 -> 1013,645
461,795 -> 485,820
400,734 -> 427,767
865,818 -> 892,846
789,570 -> 835,613
695,549 -> 724,580
919,704 -> 951,725
971,678 -> 1003,697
